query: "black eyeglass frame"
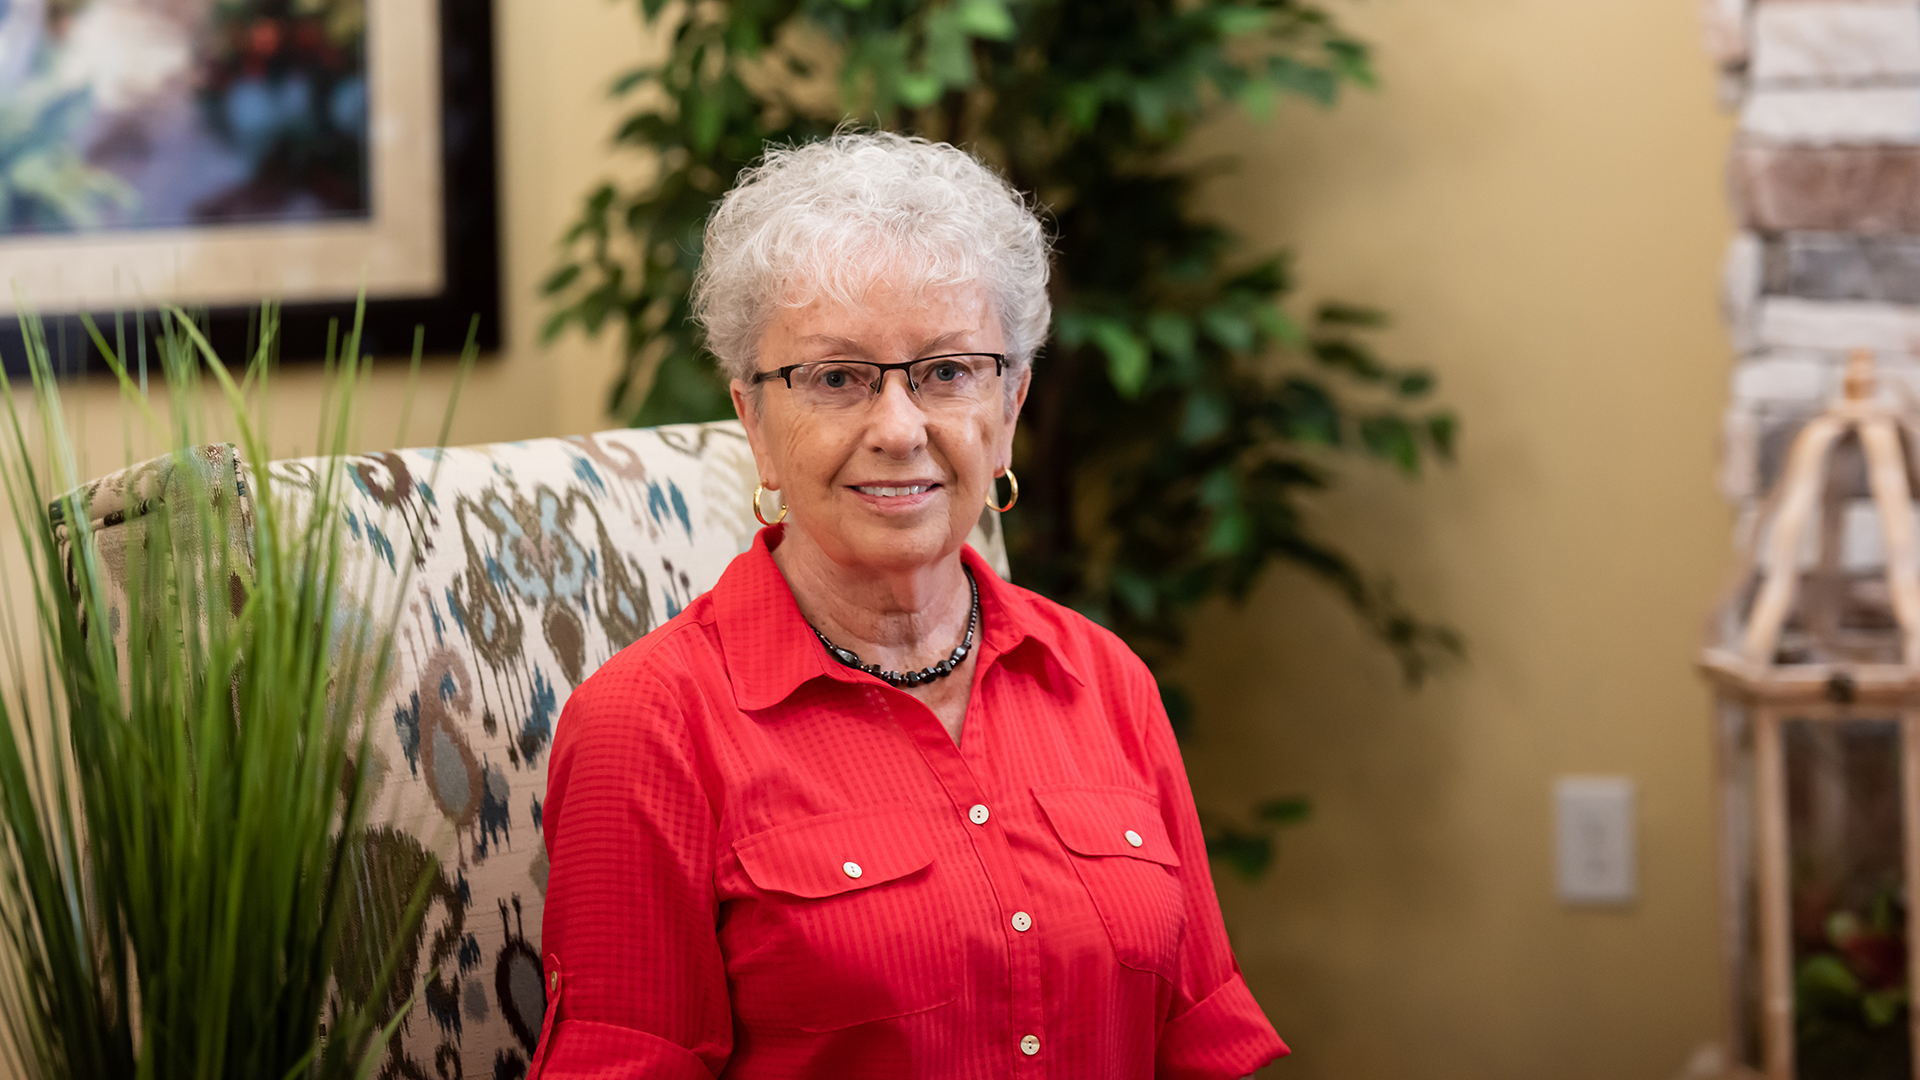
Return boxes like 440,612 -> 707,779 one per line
748,352 -> 1008,395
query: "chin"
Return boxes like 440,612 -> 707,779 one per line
836,521 -> 963,573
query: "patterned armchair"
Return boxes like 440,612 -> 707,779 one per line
60,420 -> 1010,1080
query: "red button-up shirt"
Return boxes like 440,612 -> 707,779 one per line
532,527 -> 1286,1078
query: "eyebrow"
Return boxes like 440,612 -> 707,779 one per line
792,335 -> 866,357
792,331 -> 978,359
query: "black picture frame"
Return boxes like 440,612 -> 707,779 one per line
0,0 -> 501,374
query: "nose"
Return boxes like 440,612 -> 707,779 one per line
866,369 -> 928,458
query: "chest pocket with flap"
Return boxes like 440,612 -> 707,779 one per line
728,805 -> 958,1032
1033,784 -> 1188,980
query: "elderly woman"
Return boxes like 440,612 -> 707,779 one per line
532,132 -> 1285,1079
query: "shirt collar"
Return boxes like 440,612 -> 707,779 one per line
712,526 -> 1085,712
965,543 -> 1086,690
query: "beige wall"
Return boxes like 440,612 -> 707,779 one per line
34,0 -> 1739,1076
1176,0 -> 1740,1077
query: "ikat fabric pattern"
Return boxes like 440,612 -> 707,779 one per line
57,419 -> 1013,1080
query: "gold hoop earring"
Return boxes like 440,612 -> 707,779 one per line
753,484 -> 788,527
987,469 -> 1019,513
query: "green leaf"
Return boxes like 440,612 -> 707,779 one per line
1207,510 -> 1252,555
1317,301 -> 1389,328
1864,988 -> 1907,1029
1213,8 -> 1272,37
1360,415 -> 1421,475
1428,413 -> 1458,459
1254,304 -> 1303,347
1200,308 -> 1255,354
852,31 -> 915,115
1797,954 -> 1862,999
1257,797 -> 1312,826
1132,83 -> 1169,134
1180,391 -> 1229,444
610,66 -> 660,95
1063,82 -> 1103,130
1397,371 -> 1434,398
1326,38 -> 1377,88
637,347 -> 735,425
1197,466 -> 1237,509
1112,568 -> 1157,621
726,18 -> 766,56
583,182 -> 616,218
899,71 -> 945,108
922,8 -> 976,88
1269,56 -> 1339,106
615,112 -> 678,148
1314,339 -> 1388,380
687,93 -> 726,156
1146,311 -> 1196,366
1273,379 -> 1341,445
954,0 -> 1017,40
1054,310 -> 1091,349
1227,255 -> 1292,294
542,264 -> 582,295
1089,320 -> 1151,398
1204,826 -> 1273,881
1159,682 -> 1194,733
1238,77 -> 1278,121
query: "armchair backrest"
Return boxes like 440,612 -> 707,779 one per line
59,419 -> 1011,1079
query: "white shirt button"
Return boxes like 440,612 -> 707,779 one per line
1020,1034 -> 1040,1056
1124,829 -> 1143,848
969,803 -> 990,825
842,861 -> 863,879
1011,911 -> 1032,932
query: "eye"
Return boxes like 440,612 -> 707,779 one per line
820,368 -> 851,389
929,361 -> 962,383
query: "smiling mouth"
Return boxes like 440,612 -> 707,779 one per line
852,484 -> 936,497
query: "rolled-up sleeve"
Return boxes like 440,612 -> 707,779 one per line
531,646 -> 731,1078
1157,975 -> 1289,1080
1137,665 -> 1290,1079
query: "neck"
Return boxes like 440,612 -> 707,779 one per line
772,526 -> 974,671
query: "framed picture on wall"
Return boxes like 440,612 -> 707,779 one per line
0,0 -> 499,369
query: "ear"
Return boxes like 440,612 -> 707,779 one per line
731,379 -> 781,489
995,366 -> 1033,472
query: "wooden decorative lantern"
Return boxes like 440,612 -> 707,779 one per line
1702,351 -> 1920,1080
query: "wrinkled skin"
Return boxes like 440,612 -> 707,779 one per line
732,278 -> 1030,744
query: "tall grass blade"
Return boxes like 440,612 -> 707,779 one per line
0,298 -> 454,1079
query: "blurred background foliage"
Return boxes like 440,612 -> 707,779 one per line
543,0 -> 1463,877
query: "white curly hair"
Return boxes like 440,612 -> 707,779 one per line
691,131 -> 1053,386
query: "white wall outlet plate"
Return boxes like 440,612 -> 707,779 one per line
1554,776 -> 1637,905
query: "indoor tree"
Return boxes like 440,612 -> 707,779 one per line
545,0 -> 1460,876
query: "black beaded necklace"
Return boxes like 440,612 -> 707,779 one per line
810,568 -> 980,688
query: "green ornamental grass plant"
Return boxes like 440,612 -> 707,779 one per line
0,303 -> 467,1079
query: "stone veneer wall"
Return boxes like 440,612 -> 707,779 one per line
1704,0 -> 1920,504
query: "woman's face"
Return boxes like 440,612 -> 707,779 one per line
732,278 -> 1030,576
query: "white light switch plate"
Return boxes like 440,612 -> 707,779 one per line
1555,776 -> 1636,905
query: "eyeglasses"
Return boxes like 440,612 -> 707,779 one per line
749,353 -> 1007,412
